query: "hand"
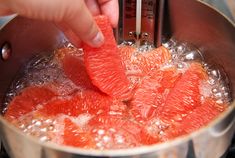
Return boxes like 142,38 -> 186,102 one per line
0,0 -> 119,47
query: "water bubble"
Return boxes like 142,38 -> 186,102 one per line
212,88 -> 218,94
209,70 -> 221,80
214,92 -> 223,98
162,38 -> 177,49
177,63 -> 184,69
45,119 -> 53,124
35,121 -> 42,126
137,44 -> 154,52
208,77 -> 216,85
184,50 -> 203,62
40,136 -> 50,142
216,99 -> 224,104
176,45 -> 185,53
48,125 -> 54,131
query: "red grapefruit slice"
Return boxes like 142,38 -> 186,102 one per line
83,15 -> 131,100
134,46 -> 171,74
180,98 -> 226,133
88,114 -> 141,149
130,67 -> 181,122
4,86 -> 56,121
63,118 -> 94,148
56,47 -> 96,90
157,62 -> 207,122
39,90 -> 127,116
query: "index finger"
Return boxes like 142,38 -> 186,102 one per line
64,0 -> 104,47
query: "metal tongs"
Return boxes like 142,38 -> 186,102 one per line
116,0 -> 165,48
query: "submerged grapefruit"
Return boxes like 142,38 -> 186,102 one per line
157,62 -> 207,122
62,49 -> 96,90
39,90 -> 127,117
88,114 -> 142,149
130,67 -> 181,122
134,46 -> 171,74
180,98 -> 226,133
63,118 -> 94,148
4,86 -> 56,121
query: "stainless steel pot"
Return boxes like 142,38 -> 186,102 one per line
0,0 -> 235,158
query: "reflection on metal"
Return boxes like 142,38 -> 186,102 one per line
1,42 -> 11,61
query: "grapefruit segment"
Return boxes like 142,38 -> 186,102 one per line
38,96 -> 79,116
157,62 -> 207,122
83,15 -> 131,100
180,98 -> 226,133
88,114 -> 142,149
62,51 -> 95,89
130,67 -> 181,122
140,117 -> 185,144
118,45 -> 136,63
55,47 -> 96,90
130,77 -> 161,122
63,118 -> 94,148
118,45 -> 143,88
4,86 -> 56,121
39,90 -> 127,116
134,46 -> 171,74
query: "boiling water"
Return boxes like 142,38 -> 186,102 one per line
2,39 -> 232,145
162,38 -> 231,104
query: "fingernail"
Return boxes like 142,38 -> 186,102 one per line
91,31 -> 104,47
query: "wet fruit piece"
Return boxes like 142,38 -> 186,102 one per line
118,45 -> 143,88
157,62 -> 207,123
117,45 -> 172,88
134,46 -> 171,75
38,96 -> 79,117
73,90 -> 127,116
64,118 -> 94,148
130,67 -> 181,122
130,76 -> 161,122
118,45 -> 136,63
57,47 -> 96,90
39,90 -> 127,116
4,86 -> 56,121
83,15 -> 131,100
140,117 -> 186,144
179,98 -> 226,133
88,114 -> 141,149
